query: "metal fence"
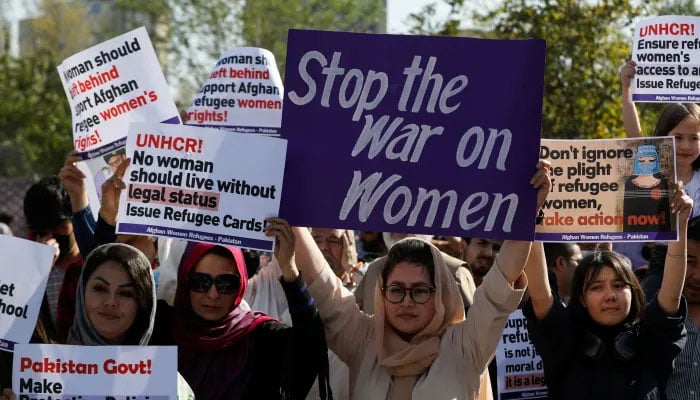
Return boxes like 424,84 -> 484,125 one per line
0,177 -> 34,239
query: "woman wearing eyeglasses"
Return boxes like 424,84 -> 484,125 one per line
168,227 -> 329,400
283,161 -> 552,400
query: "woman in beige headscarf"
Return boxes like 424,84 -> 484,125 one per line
272,161 -> 551,400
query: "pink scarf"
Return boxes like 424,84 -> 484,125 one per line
173,243 -> 275,352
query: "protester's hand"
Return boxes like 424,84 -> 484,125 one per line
58,150 -> 88,212
36,234 -> 60,264
99,158 -> 130,226
264,218 -> 299,281
431,236 -> 462,259
531,159 -> 552,212
596,242 -> 613,252
671,181 -> 693,222
0,388 -> 16,400
620,60 -> 637,90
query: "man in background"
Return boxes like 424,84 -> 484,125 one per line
460,237 -> 503,287
543,242 -> 582,304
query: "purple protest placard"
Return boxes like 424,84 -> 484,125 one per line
280,30 -> 546,240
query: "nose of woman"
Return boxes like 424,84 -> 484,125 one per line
104,293 -> 118,308
603,287 -> 617,302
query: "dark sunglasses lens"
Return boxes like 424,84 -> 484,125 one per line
187,272 -> 213,292
214,274 -> 240,294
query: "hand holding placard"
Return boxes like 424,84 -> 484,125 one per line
100,159 -> 130,226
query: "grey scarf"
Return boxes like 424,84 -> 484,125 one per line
67,243 -> 156,345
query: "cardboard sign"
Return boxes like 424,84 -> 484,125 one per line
185,47 -> 284,135
116,122 -> 287,251
279,29 -> 546,240
0,236 -> 54,350
536,137 -> 677,242
632,15 -> 700,102
13,344 -> 177,399
496,310 -> 547,400
57,27 -> 180,212
57,26 -> 179,157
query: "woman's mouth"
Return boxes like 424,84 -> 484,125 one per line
98,312 -> 119,320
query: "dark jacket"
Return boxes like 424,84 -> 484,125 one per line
150,275 -> 329,400
523,296 -> 687,400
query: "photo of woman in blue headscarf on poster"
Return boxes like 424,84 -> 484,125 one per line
623,144 -> 672,232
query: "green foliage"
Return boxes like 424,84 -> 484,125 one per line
474,0 -> 662,139
408,0 -> 674,140
0,0 -> 387,178
0,0 -> 86,178
407,0 -> 467,36
0,51 -> 72,177
239,0 -> 385,79
657,0 -> 699,15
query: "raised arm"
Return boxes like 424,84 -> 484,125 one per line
621,60 -> 643,138
657,182 -> 693,314
58,150 -> 89,213
456,160 -> 552,374
264,218 -> 300,282
99,158 -> 130,226
59,150 -> 96,258
523,241 -> 553,319
263,218 -> 324,400
291,226 -> 327,285
290,223 -> 373,366
496,160 -> 552,283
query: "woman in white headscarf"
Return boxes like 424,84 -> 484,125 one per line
278,161 -> 551,399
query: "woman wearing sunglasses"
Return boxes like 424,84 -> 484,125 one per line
284,161 -> 552,400
169,224 -> 328,400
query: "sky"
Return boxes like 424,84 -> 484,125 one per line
387,0 -> 499,34
3,0 -> 486,54
387,0 -> 452,33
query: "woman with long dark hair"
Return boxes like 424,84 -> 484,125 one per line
523,184 -> 692,399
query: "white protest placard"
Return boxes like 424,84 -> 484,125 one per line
57,27 -> 180,210
57,26 -> 180,158
495,310 -> 547,400
116,122 -> 287,251
13,344 -> 177,399
184,47 -> 283,135
0,236 -> 54,350
632,15 -> 700,102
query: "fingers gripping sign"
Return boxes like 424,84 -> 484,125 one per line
59,150 -> 88,212
264,218 -> 300,281
620,60 -> 637,89
670,181 -> 694,221
100,158 -> 131,226
531,159 -> 552,213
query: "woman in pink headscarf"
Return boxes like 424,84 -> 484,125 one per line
169,223 -> 330,400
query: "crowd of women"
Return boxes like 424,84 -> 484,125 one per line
0,59 -> 697,400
